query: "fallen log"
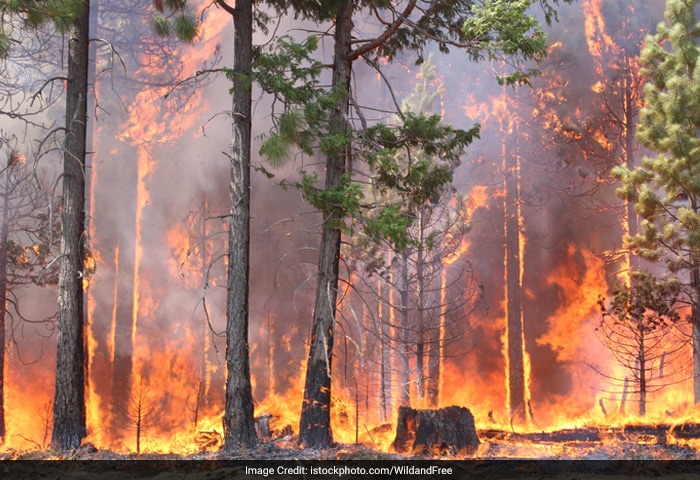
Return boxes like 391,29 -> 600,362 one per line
392,405 -> 480,456
478,422 -> 700,445
670,423 -> 700,439
479,428 -> 601,443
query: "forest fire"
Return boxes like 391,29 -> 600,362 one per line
2,0 -> 700,464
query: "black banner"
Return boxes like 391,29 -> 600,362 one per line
3,460 -> 700,480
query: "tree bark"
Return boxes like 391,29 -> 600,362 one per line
622,71 -> 639,275
504,109 -> 527,424
298,0 -> 353,449
392,405 -> 480,455
223,0 -> 257,450
378,276 -> 390,421
428,265 -> 447,407
415,211 -> 425,401
638,331 -> 646,416
427,286 -> 441,406
52,0 -> 89,450
399,251 -> 411,406
691,266 -> 700,404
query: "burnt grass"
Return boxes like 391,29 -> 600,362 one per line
1,429 -> 700,460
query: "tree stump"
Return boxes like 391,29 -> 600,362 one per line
392,405 -> 479,456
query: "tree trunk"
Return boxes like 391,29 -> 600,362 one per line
52,0 -> 89,450
223,0 -> 257,450
428,265 -> 447,407
426,266 -> 442,407
623,72 -> 639,275
399,251 -> 411,406
415,211 -> 425,401
378,276 -> 390,421
112,225 -> 135,437
198,195 -> 212,411
298,0 -> 353,448
504,107 -> 527,424
691,266 -> 700,404
392,405 -> 480,456
638,333 -> 646,416
0,166 -> 9,443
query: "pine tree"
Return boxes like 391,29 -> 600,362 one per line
52,0 -> 90,450
0,0 -> 96,452
0,0 -> 84,59
153,0 -> 259,450
613,0 -> 700,404
597,271 -> 683,416
218,0 -> 259,451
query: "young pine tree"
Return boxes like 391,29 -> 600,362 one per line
613,0 -> 700,404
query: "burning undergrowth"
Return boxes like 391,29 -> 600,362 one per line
3,0 -> 700,461
1,430 -> 699,461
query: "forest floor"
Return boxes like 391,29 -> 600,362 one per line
2,430 -> 700,480
2,440 -> 700,480
2,430 -> 700,459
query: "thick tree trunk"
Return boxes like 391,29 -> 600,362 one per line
393,405 -> 480,456
298,0 -> 353,449
223,0 -> 257,450
52,0 -> 89,450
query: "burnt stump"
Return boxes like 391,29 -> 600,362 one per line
392,405 -> 480,456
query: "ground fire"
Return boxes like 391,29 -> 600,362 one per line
2,0 -> 700,461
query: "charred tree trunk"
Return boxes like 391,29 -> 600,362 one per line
222,0 -> 257,450
298,0 -> 353,448
52,0 -> 89,450
393,405 -> 479,456
504,111 -> 527,424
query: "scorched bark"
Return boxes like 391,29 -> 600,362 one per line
298,0 -> 353,449
52,0 -> 89,450
220,0 -> 258,450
